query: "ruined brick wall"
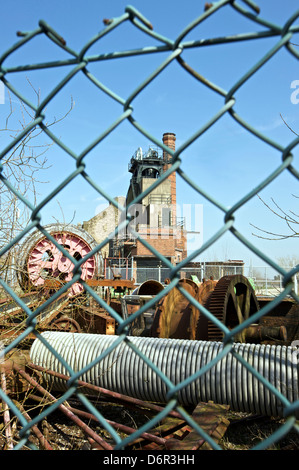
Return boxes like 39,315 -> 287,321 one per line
82,196 -> 125,258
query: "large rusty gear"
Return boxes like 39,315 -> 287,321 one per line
150,275 -> 260,342
150,275 -> 290,344
150,279 -> 200,340
203,274 -> 259,341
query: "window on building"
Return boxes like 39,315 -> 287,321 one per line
161,207 -> 171,227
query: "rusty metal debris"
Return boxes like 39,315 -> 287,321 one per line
1,227 -> 298,450
0,276 -> 136,340
146,275 -> 297,344
4,222 -> 297,345
1,272 -> 295,345
0,351 -> 230,450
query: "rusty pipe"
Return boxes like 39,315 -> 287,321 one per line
132,279 -> 164,296
241,324 -> 288,344
12,364 -> 114,450
29,362 -> 183,420
15,400 -> 53,450
29,392 -> 166,447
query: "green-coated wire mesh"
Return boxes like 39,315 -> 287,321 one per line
0,0 -> 298,450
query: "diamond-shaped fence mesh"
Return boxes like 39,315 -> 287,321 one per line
0,0 -> 298,451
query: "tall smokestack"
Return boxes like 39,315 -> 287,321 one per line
162,132 -> 176,224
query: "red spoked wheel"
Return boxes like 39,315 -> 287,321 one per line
18,224 -> 102,296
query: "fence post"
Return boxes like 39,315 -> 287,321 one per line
158,262 -> 162,283
294,265 -> 298,295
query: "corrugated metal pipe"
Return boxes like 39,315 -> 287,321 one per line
30,332 -> 299,418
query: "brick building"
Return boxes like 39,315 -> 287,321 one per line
123,132 -> 187,280
82,132 -> 188,281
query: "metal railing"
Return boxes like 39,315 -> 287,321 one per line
148,194 -> 172,205
133,265 -> 298,294
0,1 -> 298,451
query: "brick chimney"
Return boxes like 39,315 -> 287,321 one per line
162,132 -> 176,224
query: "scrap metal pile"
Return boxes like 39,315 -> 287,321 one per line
124,275 -> 298,346
1,223 -> 298,345
0,224 -> 135,341
0,224 -> 298,449
1,347 -> 231,450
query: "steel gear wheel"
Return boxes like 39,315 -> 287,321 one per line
203,274 -> 259,341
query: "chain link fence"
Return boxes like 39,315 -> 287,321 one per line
0,0 -> 299,451
130,265 -> 298,296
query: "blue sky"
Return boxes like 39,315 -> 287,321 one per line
0,0 -> 298,271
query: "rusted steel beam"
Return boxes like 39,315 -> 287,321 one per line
30,388 -> 230,451
43,278 -> 135,289
28,363 -> 184,420
0,292 -> 41,330
48,400 -> 167,447
87,279 -> 135,288
12,364 -> 114,450
0,292 -> 73,338
0,366 -> 14,449
38,294 -> 70,329
0,291 -> 39,308
14,399 -> 53,450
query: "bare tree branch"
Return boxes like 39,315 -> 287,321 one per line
251,194 -> 299,240
280,113 -> 299,137
0,79 -> 74,283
